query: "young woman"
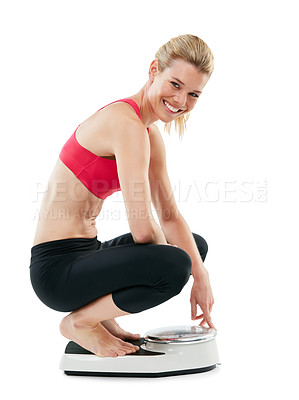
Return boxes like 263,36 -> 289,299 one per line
29,34 -> 216,358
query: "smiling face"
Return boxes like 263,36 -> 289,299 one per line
148,58 -> 209,122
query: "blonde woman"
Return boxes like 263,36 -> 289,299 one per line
29,34 -> 216,358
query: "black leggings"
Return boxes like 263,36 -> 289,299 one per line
29,232 -> 208,313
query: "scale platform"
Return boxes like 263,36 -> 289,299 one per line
60,325 -> 220,378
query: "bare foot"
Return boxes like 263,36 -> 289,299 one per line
60,315 -> 139,357
100,319 -> 141,341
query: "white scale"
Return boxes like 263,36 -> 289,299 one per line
60,325 -> 220,377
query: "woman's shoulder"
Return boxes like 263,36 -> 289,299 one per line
97,99 -> 143,125
80,100 -> 145,136
74,100 -> 147,158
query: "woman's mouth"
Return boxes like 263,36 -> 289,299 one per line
163,99 -> 182,114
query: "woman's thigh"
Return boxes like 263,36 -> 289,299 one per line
99,232 -> 135,249
101,231 -> 208,261
56,241 -> 192,312
33,231 -> 208,312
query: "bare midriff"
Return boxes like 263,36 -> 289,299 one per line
32,157 -> 105,246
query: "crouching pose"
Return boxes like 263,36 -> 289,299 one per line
29,34 -> 216,358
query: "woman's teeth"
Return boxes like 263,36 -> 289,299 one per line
163,100 -> 181,113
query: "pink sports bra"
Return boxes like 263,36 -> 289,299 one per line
59,98 -> 149,200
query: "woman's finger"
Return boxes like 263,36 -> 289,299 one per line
190,298 -> 197,320
205,314 -> 217,330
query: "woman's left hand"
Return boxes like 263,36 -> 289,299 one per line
190,268 -> 216,330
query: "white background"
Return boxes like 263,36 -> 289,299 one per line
1,0 -> 298,398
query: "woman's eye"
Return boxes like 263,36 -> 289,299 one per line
171,82 -> 198,98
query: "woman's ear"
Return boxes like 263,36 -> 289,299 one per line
149,59 -> 159,82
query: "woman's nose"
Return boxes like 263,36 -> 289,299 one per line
173,92 -> 187,108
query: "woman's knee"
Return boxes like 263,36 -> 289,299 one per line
192,232 -> 208,262
171,255 -> 192,294
153,246 -> 192,294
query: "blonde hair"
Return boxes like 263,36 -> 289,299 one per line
155,34 -> 214,140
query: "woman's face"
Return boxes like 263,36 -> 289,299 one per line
148,58 -> 209,122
